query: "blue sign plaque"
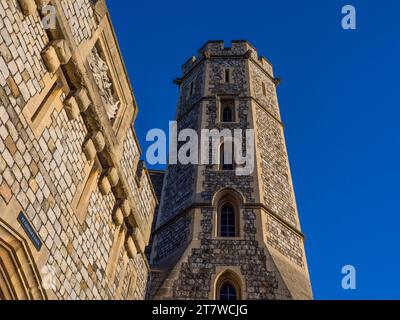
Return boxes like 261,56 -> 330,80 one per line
17,212 -> 42,251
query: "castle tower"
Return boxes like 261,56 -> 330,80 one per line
149,41 -> 312,300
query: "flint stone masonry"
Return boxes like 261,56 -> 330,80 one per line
149,41 -> 312,300
256,106 -> 297,227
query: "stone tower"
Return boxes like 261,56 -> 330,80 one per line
149,40 -> 312,300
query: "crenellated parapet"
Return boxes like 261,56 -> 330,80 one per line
181,40 -> 275,80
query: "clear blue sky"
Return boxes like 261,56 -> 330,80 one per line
107,0 -> 400,299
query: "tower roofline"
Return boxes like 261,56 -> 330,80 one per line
198,40 -> 258,52
180,40 -> 275,80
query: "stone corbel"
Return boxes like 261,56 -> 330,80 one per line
106,168 -> 119,188
120,199 -> 131,218
64,96 -> 80,121
92,131 -> 105,152
75,88 -> 91,113
125,236 -> 137,259
99,175 -> 111,195
112,207 -> 124,227
82,139 -> 96,161
18,0 -> 37,15
50,40 -> 72,65
41,45 -> 61,73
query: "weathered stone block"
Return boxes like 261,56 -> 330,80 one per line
82,139 -> 96,161
51,40 -> 72,65
120,199 -> 131,218
64,96 -> 80,121
106,168 -> 119,187
42,45 -> 61,73
125,236 -> 137,258
132,228 -> 145,254
112,208 -> 124,226
18,0 -> 38,15
92,131 -> 105,152
75,88 -> 91,112
99,176 -> 111,195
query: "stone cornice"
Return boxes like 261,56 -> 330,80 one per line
176,51 -> 278,86
152,201 -> 305,240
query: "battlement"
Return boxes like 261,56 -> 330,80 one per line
182,40 -> 274,77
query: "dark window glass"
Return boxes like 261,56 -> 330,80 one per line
219,282 -> 237,300
225,69 -> 230,83
220,143 -> 234,171
222,106 -> 233,122
220,204 -> 236,237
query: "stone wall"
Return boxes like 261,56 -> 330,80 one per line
0,0 -> 156,300
264,213 -> 304,268
255,106 -> 298,228
0,0 -> 49,102
249,61 -> 280,120
60,0 -> 97,45
170,207 -> 290,300
152,213 -> 192,264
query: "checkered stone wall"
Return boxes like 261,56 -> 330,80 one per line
0,0 -> 156,300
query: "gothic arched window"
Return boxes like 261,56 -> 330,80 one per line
220,99 -> 235,122
215,270 -> 242,300
219,281 -> 237,300
220,203 -> 236,237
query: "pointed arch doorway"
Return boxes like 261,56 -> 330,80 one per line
0,218 -> 47,300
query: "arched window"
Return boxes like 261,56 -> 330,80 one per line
220,203 -> 236,237
215,270 -> 242,300
220,99 -> 234,122
219,281 -> 237,300
220,143 -> 234,171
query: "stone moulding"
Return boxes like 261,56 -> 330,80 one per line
125,236 -> 137,259
131,228 -> 145,254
